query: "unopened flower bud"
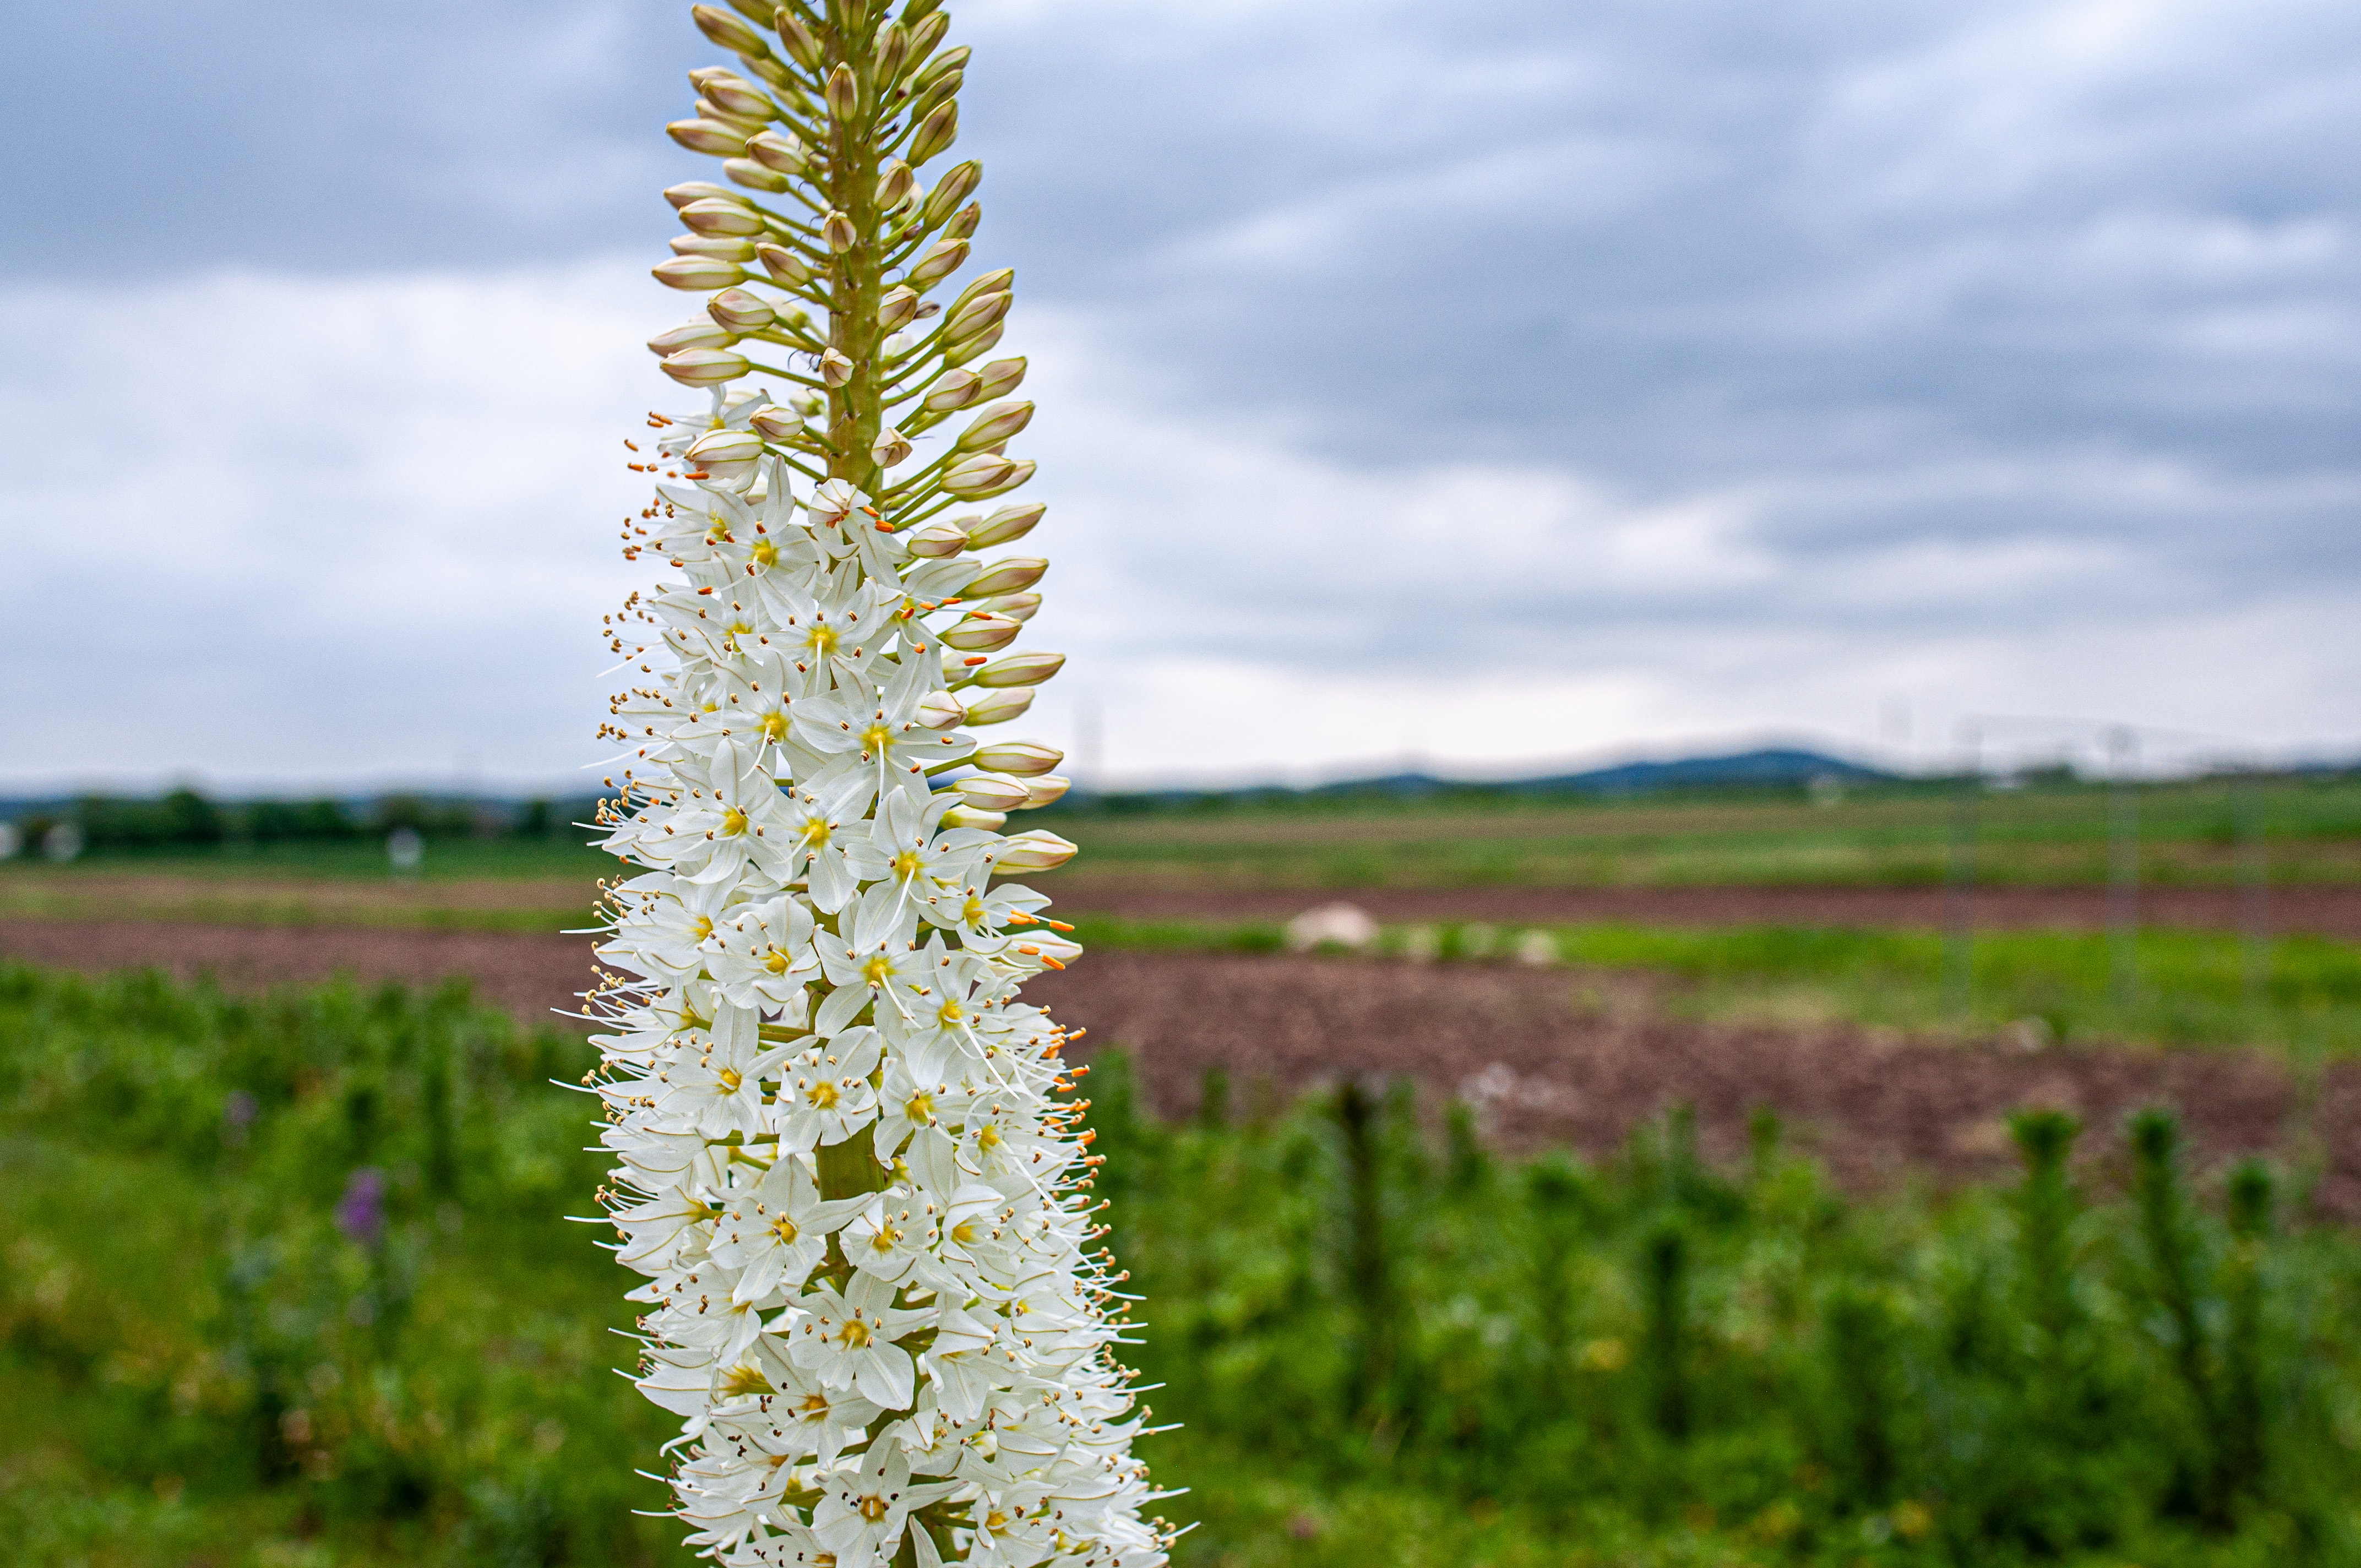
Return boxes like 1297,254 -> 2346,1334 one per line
875,23 -> 912,86
661,348 -> 753,385
820,348 -> 853,386
906,239 -> 969,292
941,611 -> 1021,651
747,407 -> 800,444
972,650 -> 1064,688
978,591 -> 1041,622
665,181 -> 740,209
965,555 -> 1046,597
694,97 -> 767,138
942,806 -> 1007,832
921,161 -> 982,227
945,203 -> 982,241
824,63 -> 858,123
994,829 -> 1078,873
954,399 -> 1033,453
654,256 -> 748,291
686,427 -> 765,483
747,129 -> 807,175
883,330 -> 916,357
877,285 -> 920,331
962,687 -> 1035,726
695,75 -> 778,124
923,369 -> 982,413
964,502 -> 1045,548
954,775 -> 1032,812
942,453 -> 1033,499
916,691 -> 967,729
672,235 -> 757,261
974,741 -> 1063,777
667,118 -> 750,157
872,427 -> 912,467
774,10 -> 822,68
649,320 -> 738,357
691,4 -> 771,59
823,211 -> 857,252
707,286 -> 776,331
755,244 -> 811,286
723,158 -> 791,193
975,356 -> 1027,401
680,197 -> 766,237
912,45 -> 970,92
1020,775 -> 1070,809
905,520 -> 967,558
877,159 -> 916,210
944,287 -> 1011,341
909,100 -> 960,167
791,390 -> 827,417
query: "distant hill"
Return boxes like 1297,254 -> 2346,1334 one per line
1519,747 -> 1896,793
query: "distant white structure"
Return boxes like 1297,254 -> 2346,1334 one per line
0,822 -> 18,860
1515,929 -> 1560,966
385,826 -> 425,874
41,823 -> 83,863
1286,901 -> 1380,952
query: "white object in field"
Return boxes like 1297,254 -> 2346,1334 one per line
385,826 -> 425,873
41,823 -> 83,863
0,821 -> 19,859
1515,928 -> 1560,966
1286,901 -> 1380,952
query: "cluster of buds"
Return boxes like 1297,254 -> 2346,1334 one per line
582,4 -> 1177,1567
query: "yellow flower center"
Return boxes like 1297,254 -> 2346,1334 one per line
859,722 -> 895,754
937,1000 -> 964,1027
717,1066 -> 742,1092
717,1363 -> 774,1396
801,818 -> 830,847
760,709 -> 791,742
690,916 -> 715,941
770,1215 -> 798,1244
869,1224 -> 901,1253
798,1393 -> 830,1416
904,1092 -> 934,1125
721,807 -> 749,836
858,1494 -> 889,1523
953,1218 -> 981,1245
862,955 -> 894,987
806,1080 -> 840,1110
890,848 -> 923,881
984,1511 -> 1009,1533
764,949 -> 792,975
976,1125 -> 1001,1151
751,540 -> 779,568
806,624 -> 840,658
834,1317 -> 872,1349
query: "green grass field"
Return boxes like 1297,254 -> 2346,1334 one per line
7,964 -> 2361,1567
10,775 -> 2360,892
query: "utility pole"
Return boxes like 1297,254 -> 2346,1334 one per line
2107,725 -> 2140,1008
1945,721 -> 1982,1026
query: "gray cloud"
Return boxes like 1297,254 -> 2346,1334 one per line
0,0 -> 2354,782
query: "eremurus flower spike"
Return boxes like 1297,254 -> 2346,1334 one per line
584,5 -> 1174,1567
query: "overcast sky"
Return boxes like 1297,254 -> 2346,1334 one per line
2,0 -> 2354,791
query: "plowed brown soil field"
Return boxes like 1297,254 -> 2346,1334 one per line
7,919 -> 2353,1213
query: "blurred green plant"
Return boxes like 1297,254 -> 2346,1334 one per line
7,964 -> 2361,1565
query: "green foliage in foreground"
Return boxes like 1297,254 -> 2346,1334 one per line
7,965 -> 2361,1567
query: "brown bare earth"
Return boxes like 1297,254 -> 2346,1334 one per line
6,919 -> 2354,1214
1056,882 -> 2361,940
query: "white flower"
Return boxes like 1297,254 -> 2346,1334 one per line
785,1271 -> 928,1409
774,1028 -> 884,1150
706,894 -> 822,1010
708,1154 -> 868,1303
590,9 -> 1172,1562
